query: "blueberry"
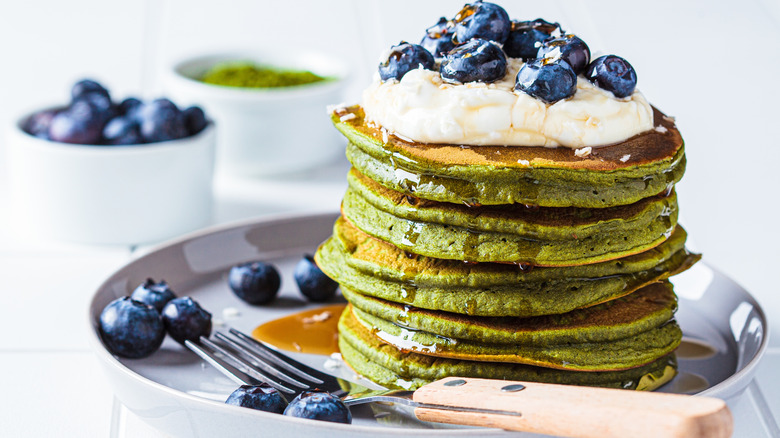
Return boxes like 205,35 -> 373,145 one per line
378,42 -> 435,82
182,106 -> 207,136
226,384 -> 287,414
23,109 -> 59,139
103,116 -> 143,145
137,98 -> 188,143
71,79 -> 110,102
228,261 -> 281,305
294,255 -> 338,302
119,97 -> 143,117
99,296 -> 165,359
585,55 -> 637,98
161,297 -> 212,344
537,34 -> 591,75
503,19 -> 560,60
420,17 -> 455,57
452,1 -> 511,44
515,57 -> 577,104
283,391 -> 351,424
48,99 -> 105,144
75,92 -> 114,116
440,38 -> 507,84
131,278 -> 177,312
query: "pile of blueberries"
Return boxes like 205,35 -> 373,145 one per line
99,279 -> 212,359
378,0 -> 638,103
23,79 -> 208,145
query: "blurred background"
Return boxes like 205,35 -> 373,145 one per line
0,0 -> 778,435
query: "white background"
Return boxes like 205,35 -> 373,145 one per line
0,0 -> 778,436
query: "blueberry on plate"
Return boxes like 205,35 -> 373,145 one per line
294,255 -> 339,302
131,278 -> 177,312
378,42 -> 435,82
420,17 -> 456,57
22,109 -> 59,139
585,55 -> 637,98
137,98 -> 188,143
503,18 -> 560,60
226,384 -> 287,414
440,38 -> 507,84
283,391 -> 352,424
452,1 -> 511,44
48,99 -> 106,144
228,261 -> 281,305
537,34 -> 591,75
182,106 -> 208,135
515,57 -> 577,104
103,115 -> 143,145
161,296 -> 212,344
71,78 -> 110,102
99,296 -> 165,359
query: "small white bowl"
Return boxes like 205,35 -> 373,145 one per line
6,112 -> 216,245
164,52 -> 349,177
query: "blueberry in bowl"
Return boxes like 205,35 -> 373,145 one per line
283,391 -> 352,424
131,278 -> 177,312
585,55 -> 638,98
440,38 -> 507,84
226,384 -> 287,414
161,297 -> 212,344
503,18 -> 560,60
536,34 -> 591,75
378,42 -> 435,81
99,296 -> 165,359
420,17 -> 456,57
294,255 -> 339,302
452,1 -> 511,44
515,57 -> 578,104
228,261 -> 282,305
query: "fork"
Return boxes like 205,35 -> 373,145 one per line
186,328 -> 733,438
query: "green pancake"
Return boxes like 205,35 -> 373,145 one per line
343,168 -> 677,265
315,217 -> 700,317
338,308 -> 678,391
350,304 -> 681,371
332,106 -> 685,208
342,281 -> 678,345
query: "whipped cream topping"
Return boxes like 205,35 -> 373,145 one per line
361,58 -> 654,148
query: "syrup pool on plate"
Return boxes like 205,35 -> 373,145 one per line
251,304 -> 346,356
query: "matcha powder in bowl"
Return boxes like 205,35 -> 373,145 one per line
200,62 -> 328,88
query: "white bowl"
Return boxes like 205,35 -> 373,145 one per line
164,52 -> 349,177
6,113 -> 216,245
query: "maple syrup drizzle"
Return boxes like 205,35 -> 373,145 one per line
251,304 -> 346,356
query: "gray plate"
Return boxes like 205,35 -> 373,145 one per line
88,212 -> 768,437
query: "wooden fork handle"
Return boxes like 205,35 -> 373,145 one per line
412,377 -> 733,438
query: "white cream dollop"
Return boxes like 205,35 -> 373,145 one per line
361,59 -> 654,148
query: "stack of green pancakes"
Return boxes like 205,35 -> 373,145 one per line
315,105 -> 698,391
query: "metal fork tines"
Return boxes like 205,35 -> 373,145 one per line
185,328 -> 349,400
187,327 -> 520,416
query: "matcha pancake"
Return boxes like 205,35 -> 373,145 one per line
342,281 -> 677,345
315,217 -> 700,317
333,106 -> 685,208
344,168 -> 677,265
350,304 -> 680,371
338,309 -> 678,391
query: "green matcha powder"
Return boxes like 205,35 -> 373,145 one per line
200,62 -> 327,88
